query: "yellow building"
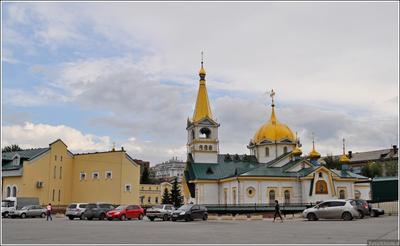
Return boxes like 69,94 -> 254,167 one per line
139,182 -> 184,206
2,139 -> 140,205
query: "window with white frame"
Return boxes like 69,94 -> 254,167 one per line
125,184 -> 132,192
80,172 -> 86,181
105,171 -> 112,179
92,172 -> 99,180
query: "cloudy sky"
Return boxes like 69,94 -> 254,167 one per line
2,2 -> 398,164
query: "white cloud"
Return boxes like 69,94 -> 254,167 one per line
2,122 -> 112,152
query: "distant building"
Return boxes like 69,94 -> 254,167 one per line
152,157 -> 186,181
139,182 -> 174,206
335,145 -> 398,176
133,159 -> 150,175
2,139 -> 141,205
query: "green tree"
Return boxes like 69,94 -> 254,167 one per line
385,161 -> 398,177
361,162 -> 383,178
161,187 -> 171,204
170,177 -> 183,208
141,167 -> 151,184
324,154 -> 341,170
2,144 -> 23,153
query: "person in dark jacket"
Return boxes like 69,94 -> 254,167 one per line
273,200 -> 283,222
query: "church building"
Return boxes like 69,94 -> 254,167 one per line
182,61 -> 371,205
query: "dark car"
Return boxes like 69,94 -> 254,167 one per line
83,203 -> 115,220
171,204 -> 208,222
349,199 -> 371,218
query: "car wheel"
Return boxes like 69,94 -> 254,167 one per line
358,210 -> 364,219
80,214 -> 85,220
149,217 -> 155,221
370,210 -> 377,217
342,212 -> 353,221
3,212 -> 9,218
202,214 -> 208,221
163,214 -> 168,221
185,215 -> 191,222
41,212 -> 46,218
21,213 -> 26,219
99,213 -> 106,220
138,214 -> 144,220
120,214 -> 126,221
307,213 -> 317,221
68,216 -> 74,220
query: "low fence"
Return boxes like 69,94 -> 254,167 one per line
203,203 -> 312,215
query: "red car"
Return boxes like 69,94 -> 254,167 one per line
106,205 -> 144,221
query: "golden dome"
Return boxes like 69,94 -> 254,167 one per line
292,146 -> 302,156
339,154 -> 350,163
309,149 -> 321,159
253,106 -> 295,144
308,136 -> 321,159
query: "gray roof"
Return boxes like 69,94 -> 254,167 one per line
346,148 -> 398,163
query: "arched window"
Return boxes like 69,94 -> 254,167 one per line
269,190 -> 275,204
6,186 -> 11,197
315,180 -> 328,194
12,186 -> 17,197
209,145 -> 212,151
199,128 -> 211,138
199,145 -> 203,150
284,190 -> 290,204
283,146 -> 288,154
319,172 -> 323,178
204,145 -> 208,151
339,190 -> 346,199
354,190 -> 361,199
191,129 -> 195,140
265,147 -> 270,157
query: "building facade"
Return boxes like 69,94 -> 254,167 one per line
152,157 -> 186,181
182,62 -> 371,205
2,139 -> 141,205
139,182 -> 176,206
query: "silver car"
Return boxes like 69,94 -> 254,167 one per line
146,204 -> 175,221
303,200 -> 359,221
10,205 -> 47,218
65,203 -> 88,220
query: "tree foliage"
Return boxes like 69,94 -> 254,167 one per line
2,144 -> 23,153
161,187 -> 171,204
170,177 -> 183,208
385,161 -> 398,177
324,154 -> 341,170
361,162 -> 383,178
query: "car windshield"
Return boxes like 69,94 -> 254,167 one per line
178,205 -> 192,211
115,206 -> 126,210
68,204 -> 77,209
152,205 -> 163,209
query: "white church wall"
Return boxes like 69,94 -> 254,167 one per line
334,181 -> 355,199
201,183 -> 219,204
354,183 -> 371,200
254,144 -> 294,164
192,152 -> 218,163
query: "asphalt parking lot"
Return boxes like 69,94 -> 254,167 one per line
1,215 -> 398,244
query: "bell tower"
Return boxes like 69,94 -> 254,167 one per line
187,54 -> 219,163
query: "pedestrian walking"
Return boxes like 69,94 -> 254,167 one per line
273,200 -> 283,223
46,203 -> 52,221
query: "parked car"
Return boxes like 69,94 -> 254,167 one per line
303,200 -> 359,221
2,197 -> 39,218
10,205 -> 46,218
83,203 -> 115,220
146,204 -> 175,221
371,207 -> 385,217
106,205 -> 144,221
171,204 -> 208,222
349,199 -> 371,218
65,203 -> 88,220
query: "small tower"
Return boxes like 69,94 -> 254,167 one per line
187,54 -> 220,163
339,138 -> 350,164
308,133 -> 321,165
292,132 -> 302,160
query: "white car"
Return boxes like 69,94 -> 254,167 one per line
303,200 -> 359,221
146,204 -> 175,221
